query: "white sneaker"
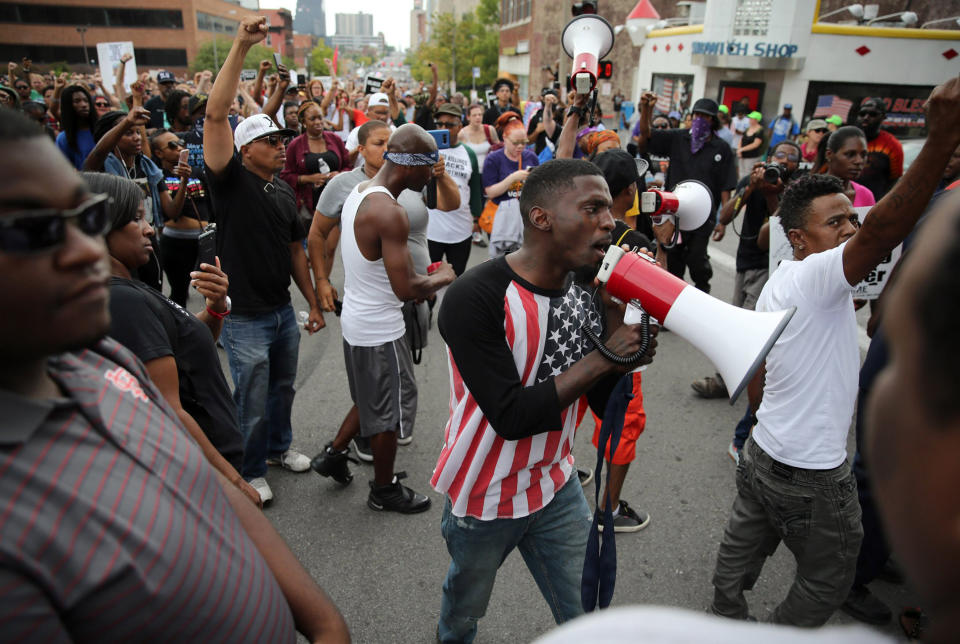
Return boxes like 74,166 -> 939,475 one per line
397,434 -> 413,446
249,477 -> 273,504
266,450 -> 312,472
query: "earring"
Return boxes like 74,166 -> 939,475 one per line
798,244 -> 805,250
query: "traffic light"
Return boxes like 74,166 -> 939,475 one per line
572,1 -> 598,16
597,60 -> 613,79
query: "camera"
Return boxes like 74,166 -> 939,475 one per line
763,163 -> 786,184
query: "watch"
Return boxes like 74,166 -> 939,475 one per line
566,106 -> 583,120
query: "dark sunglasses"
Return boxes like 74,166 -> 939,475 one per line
811,128 -> 828,133
165,139 -> 186,150
435,120 -> 460,129
859,110 -> 882,117
15,84 -> 28,91
253,134 -> 284,147
653,123 -> 669,130
0,193 -> 110,254
772,150 -> 800,162
95,100 -> 109,107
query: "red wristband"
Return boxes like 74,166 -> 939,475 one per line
206,305 -> 229,319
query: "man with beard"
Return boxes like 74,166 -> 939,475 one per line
855,98 -> 903,201
145,70 -> 178,130
432,159 -> 657,642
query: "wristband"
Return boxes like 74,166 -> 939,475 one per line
566,106 -> 583,120
206,305 -> 229,319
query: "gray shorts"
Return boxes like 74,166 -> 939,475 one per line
733,268 -> 769,310
343,337 -> 417,438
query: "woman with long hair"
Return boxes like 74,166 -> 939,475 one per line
82,171 -> 261,508
815,125 -> 876,207
482,112 -> 539,257
459,103 -> 499,168
280,100 -> 350,223
55,85 -> 97,170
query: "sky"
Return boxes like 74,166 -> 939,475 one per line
260,0 -> 416,51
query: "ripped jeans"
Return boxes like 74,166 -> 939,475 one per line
437,475 -> 592,643
711,437 -> 863,626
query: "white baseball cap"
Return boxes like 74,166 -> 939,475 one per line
368,92 -> 390,107
233,114 -> 296,151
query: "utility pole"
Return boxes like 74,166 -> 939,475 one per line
450,21 -> 456,95
76,27 -> 90,68
212,37 -> 219,73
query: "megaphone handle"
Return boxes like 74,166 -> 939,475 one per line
582,312 -> 651,366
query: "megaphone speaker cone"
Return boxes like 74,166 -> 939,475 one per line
561,14 -> 616,61
672,180 -> 713,231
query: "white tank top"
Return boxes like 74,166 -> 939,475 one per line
340,184 -> 405,347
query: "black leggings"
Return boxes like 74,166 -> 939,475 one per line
428,237 -> 473,277
161,234 -> 199,307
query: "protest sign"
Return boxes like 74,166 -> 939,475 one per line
96,41 -> 137,91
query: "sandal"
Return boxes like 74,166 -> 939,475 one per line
691,373 -> 727,399
899,607 -> 928,641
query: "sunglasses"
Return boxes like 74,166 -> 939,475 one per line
772,150 -> 800,162
253,134 -> 284,147
653,123 -> 669,130
810,128 -> 828,134
95,100 -> 109,107
435,120 -> 460,129
859,110 -> 882,118
15,85 -> 28,91
0,193 -> 110,253
165,139 -> 186,150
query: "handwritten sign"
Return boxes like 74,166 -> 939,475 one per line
96,41 -> 137,91
768,206 -> 901,299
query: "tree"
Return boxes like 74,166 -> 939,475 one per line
406,0 -> 499,90
190,38 -> 292,73
308,39 -> 335,76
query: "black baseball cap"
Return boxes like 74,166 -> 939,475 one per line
691,98 -> 719,118
593,149 -> 642,198
156,71 -> 176,84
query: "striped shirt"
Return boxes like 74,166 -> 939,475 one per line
432,257 -> 605,520
0,338 -> 296,642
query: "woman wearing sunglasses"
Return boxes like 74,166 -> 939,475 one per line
81,171 -> 261,508
801,119 -> 828,165
815,126 -> 876,208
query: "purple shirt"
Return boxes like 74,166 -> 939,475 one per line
482,148 -> 540,205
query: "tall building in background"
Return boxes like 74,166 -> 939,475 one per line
436,0 -> 479,18
410,0 -> 427,52
335,12 -> 374,36
294,0 -> 326,38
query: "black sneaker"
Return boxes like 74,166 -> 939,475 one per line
310,442 -> 358,485
612,500 -> 651,533
353,436 -> 373,463
367,472 -> 431,514
841,585 -> 892,625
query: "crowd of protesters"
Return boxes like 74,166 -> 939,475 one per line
3,13 -> 960,643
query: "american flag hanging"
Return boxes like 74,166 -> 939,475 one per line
813,95 -> 853,121
656,79 -> 674,114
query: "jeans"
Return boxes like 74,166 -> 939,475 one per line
220,304 -> 300,479
437,475 -> 592,643
732,405 -> 754,451
711,437 -> 863,626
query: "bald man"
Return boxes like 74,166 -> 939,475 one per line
337,124 -> 456,513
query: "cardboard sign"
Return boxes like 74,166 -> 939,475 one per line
240,69 -> 257,81
364,74 -> 383,95
768,206 -> 901,300
96,41 -> 137,91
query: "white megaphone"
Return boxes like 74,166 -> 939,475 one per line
641,180 -> 713,231
596,247 -> 796,403
562,14 -> 615,95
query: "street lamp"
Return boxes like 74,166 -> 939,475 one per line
817,3 -> 864,21
76,26 -> 90,67
866,11 -> 918,26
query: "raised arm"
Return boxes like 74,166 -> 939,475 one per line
842,76 -> 960,286
633,91 -> 656,155
555,91 -> 586,159
262,64 -> 290,127
205,16 -> 268,175
82,107 -> 150,171
252,59 -> 270,107
433,159 -> 461,211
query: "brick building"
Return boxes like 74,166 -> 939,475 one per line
292,32 -> 315,69
262,8 -> 294,60
0,0 -> 259,73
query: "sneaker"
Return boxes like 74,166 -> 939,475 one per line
266,449 -> 312,472
612,500 -> 651,533
691,373 -> 727,399
397,434 -> 413,446
367,472 -> 431,513
248,477 -> 273,504
578,467 -> 594,487
352,436 -> 373,462
310,442 -> 357,485
727,441 -> 740,465
842,585 -> 892,625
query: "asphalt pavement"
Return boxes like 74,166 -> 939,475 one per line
208,229 -> 912,643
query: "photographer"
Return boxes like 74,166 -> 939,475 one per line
701,142 -> 800,454
526,89 -> 563,160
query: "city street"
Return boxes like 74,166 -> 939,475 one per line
216,231 -> 914,643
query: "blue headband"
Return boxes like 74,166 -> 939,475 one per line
383,151 -> 439,166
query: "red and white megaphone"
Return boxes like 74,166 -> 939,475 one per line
641,179 -> 713,231
596,247 -> 796,403
562,13 -> 615,95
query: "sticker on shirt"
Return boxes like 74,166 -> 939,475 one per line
104,366 -> 150,402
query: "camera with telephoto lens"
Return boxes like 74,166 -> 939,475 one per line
763,163 -> 786,184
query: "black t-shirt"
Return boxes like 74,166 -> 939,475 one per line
482,104 -> 521,126
305,150 -> 341,208
205,156 -> 304,315
526,109 -> 562,155
145,94 -> 166,130
740,131 -> 763,158
164,166 -> 211,224
612,219 -> 652,253
647,129 -> 737,234
108,277 -> 244,471
731,176 -> 770,272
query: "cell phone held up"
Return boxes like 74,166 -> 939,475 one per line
273,52 -> 283,70
196,223 -> 216,270
178,148 -> 190,166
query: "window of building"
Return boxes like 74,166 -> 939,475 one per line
733,0 -> 772,36
0,44 -> 187,67
0,3 -> 183,29
500,0 -> 530,26
197,12 -> 239,34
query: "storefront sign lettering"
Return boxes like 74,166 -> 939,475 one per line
692,41 -> 798,58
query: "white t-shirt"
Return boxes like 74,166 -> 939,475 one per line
427,143 -> 477,244
346,120 -> 396,152
325,103 -> 351,141
753,243 -> 859,469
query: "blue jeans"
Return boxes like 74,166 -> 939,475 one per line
220,304 -> 300,479
733,404 -> 754,450
437,475 -> 591,643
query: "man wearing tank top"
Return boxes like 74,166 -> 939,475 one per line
332,124 -> 455,513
